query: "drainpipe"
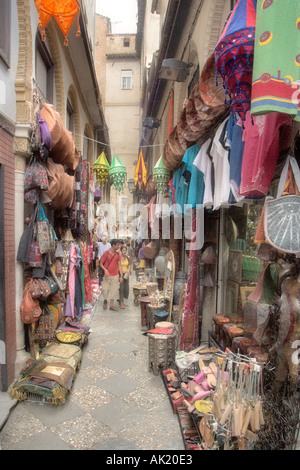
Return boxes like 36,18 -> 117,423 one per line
0,165 -> 7,391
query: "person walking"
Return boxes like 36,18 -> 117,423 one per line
119,245 -> 131,309
97,237 -> 111,285
100,239 -> 123,311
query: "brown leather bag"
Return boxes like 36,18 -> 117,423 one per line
29,278 -> 51,299
20,279 -> 42,324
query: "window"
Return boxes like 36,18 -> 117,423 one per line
36,34 -> 53,102
67,99 -> 75,135
121,70 -> 132,90
123,38 -> 130,48
0,0 -> 11,67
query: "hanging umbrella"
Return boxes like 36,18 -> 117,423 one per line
93,151 -> 110,187
214,0 -> 256,121
34,0 -> 81,45
109,154 -> 127,192
134,149 -> 147,190
153,156 -> 170,194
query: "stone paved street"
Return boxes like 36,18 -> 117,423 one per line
0,276 -> 184,451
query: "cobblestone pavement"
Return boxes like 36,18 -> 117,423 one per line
0,277 -> 184,450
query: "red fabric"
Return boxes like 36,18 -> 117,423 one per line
239,111 -> 293,197
101,250 -> 120,277
180,210 -> 200,352
81,242 -> 93,304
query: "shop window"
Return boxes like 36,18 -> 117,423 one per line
0,0 -> 11,67
35,34 -> 53,103
121,70 -> 132,90
218,202 -> 267,322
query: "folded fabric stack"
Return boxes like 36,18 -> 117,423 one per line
9,343 -> 82,405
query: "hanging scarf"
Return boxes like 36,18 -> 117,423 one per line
214,0 -> 257,122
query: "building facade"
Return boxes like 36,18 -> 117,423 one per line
0,0 -> 109,391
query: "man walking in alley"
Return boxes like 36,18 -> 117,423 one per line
100,239 -> 123,311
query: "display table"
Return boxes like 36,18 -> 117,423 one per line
132,285 -> 148,305
148,330 -> 177,376
146,303 -> 166,330
139,296 -> 151,327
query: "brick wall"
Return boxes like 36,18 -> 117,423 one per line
0,126 -> 16,390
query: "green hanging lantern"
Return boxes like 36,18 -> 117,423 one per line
93,151 -> 110,187
153,155 -> 170,194
109,154 -> 127,192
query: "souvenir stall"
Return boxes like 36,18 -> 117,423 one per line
146,0 -> 300,450
10,96 -> 100,405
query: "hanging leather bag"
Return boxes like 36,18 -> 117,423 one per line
20,279 -> 42,324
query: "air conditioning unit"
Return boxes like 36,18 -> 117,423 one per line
159,59 -> 192,82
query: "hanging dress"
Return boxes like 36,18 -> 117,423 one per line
239,111 -> 293,197
251,0 -> 300,122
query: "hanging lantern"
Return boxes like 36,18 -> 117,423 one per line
153,155 -> 170,194
93,151 -> 110,187
134,149 -> 147,190
214,0 -> 256,121
34,0 -> 81,46
109,155 -> 127,192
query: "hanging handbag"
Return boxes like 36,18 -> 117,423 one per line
28,224 -> 43,268
20,279 -> 42,324
264,155 -> 300,254
29,278 -> 51,299
17,205 -> 38,264
24,155 -> 49,191
44,276 -> 59,295
37,203 -> 56,254
32,305 -> 55,341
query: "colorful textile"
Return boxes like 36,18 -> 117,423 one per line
239,111 -> 292,197
214,0 -> 256,121
251,0 -> 300,121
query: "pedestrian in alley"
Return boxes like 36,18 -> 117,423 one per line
100,239 -> 123,311
97,236 -> 111,286
119,245 -> 131,309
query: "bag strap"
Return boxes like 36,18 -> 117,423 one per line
103,251 -> 117,270
277,155 -> 300,198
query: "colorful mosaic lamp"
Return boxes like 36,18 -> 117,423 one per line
153,155 -> 170,194
34,0 -> 81,46
109,154 -> 127,192
93,151 -> 110,187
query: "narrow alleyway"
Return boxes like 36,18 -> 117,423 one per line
0,275 -> 184,451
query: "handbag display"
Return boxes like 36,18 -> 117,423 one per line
24,156 -> 49,192
264,155 -> 300,254
37,203 -> 56,254
29,278 -> 51,299
20,279 -> 42,324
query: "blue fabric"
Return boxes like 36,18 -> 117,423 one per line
173,144 -> 203,214
225,114 -> 245,204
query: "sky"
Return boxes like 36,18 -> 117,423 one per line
95,0 -> 138,34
